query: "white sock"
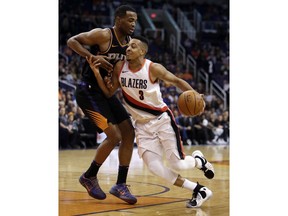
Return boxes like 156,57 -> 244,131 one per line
182,179 -> 197,191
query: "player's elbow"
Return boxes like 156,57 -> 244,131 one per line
67,36 -> 77,48
66,37 -> 73,47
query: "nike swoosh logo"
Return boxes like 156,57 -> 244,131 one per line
122,71 -> 129,73
111,45 -> 118,47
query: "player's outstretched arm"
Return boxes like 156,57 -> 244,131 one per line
150,63 -> 194,92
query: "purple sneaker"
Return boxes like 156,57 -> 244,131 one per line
109,183 -> 137,204
79,173 -> 106,200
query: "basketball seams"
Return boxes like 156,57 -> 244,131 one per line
184,92 -> 192,116
192,91 -> 197,116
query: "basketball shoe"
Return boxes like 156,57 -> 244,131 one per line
79,173 -> 106,199
192,150 -> 215,179
109,183 -> 137,204
186,182 -> 212,208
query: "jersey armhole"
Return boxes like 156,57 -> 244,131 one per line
148,61 -> 157,83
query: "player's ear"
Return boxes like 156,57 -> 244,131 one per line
140,48 -> 146,55
115,16 -> 120,25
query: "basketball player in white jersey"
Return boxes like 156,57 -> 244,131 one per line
86,35 -> 215,208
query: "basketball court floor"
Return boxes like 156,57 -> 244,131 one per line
59,145 -> 229,216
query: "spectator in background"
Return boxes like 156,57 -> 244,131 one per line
67,112 -> 82,149
191,114 -> 214,145
175,110 -> 193,145
59,107 -> 71,149
212,113 -> 229,145
222,110 -> 230,142
206,56 -> 214,85
59,106 -> 83,149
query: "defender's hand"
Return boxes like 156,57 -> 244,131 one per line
104,75 -> 113,89
86,56 -> 101,73
94,55 -> 113,73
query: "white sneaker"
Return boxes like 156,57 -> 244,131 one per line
192,150 -> 215,179
186,184 -> 213,208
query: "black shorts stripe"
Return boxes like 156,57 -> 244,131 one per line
166,109 -> 185,159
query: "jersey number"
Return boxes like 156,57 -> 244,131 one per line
139,90 -> 144,100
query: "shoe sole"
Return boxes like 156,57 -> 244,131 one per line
186,190 -> 213,208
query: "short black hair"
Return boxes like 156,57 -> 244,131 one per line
132,35 -> 149,46
114,5 -> 136,18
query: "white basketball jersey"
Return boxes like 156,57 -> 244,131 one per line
118,59 -> 168,121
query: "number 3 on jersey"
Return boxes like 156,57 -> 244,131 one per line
139,90 -> 144,100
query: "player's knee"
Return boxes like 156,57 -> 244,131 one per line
105,127 -> 122,144
112,131 -> 122,143
119,120 -> 135,141
147,160 -> 162,177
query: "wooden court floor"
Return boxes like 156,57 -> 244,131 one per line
59,145 -> 229,216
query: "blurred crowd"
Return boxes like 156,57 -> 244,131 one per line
59,0 -> 229,149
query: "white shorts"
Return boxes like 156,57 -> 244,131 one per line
135,111 -> 185,159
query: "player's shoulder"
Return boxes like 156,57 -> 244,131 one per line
90,27 -> 111,37
149,61 -> 165,71
86,27 -> 112,43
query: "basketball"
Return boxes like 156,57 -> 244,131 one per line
177,90 -> 205,116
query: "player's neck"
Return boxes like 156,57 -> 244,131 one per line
113,26 -> 127,43
128,58 -> 145,71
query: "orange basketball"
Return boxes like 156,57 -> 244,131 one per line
177,90 -> 205,116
